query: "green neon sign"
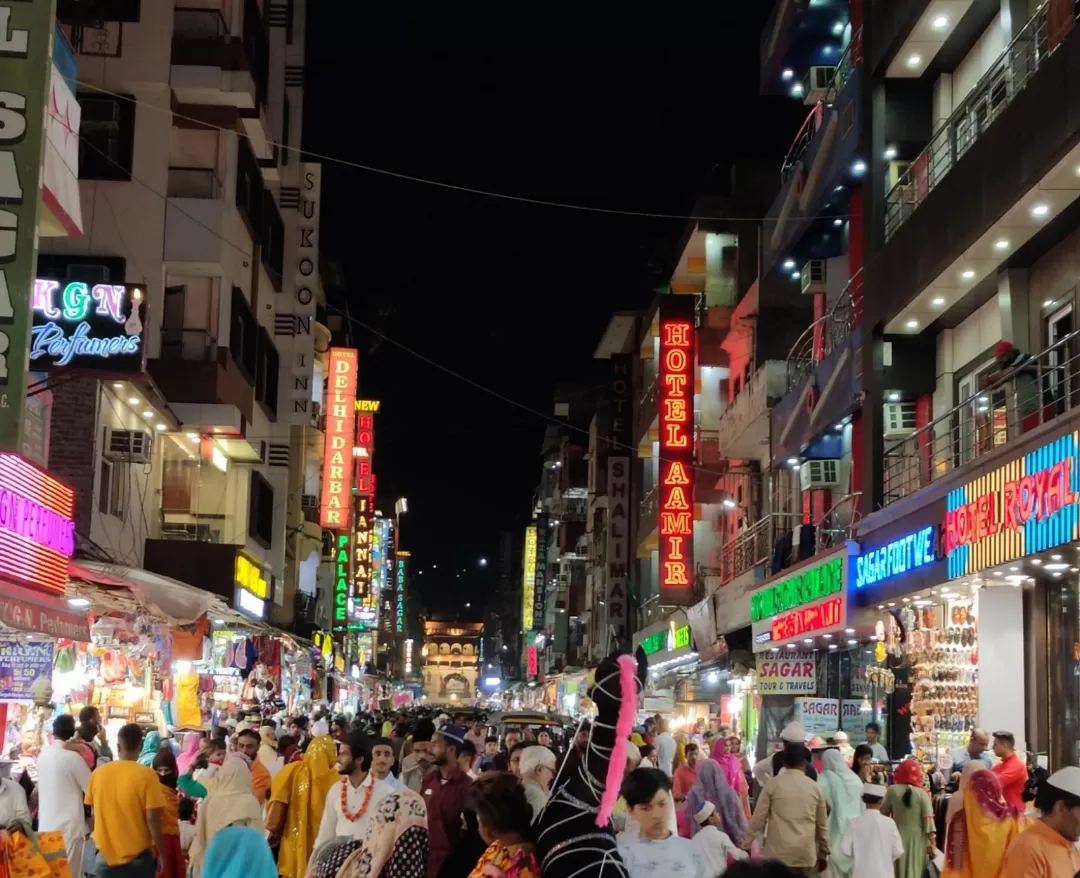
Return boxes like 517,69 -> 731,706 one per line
751,556 -> 845,622
641,624 -> 691,656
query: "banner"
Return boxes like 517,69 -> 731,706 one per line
0,640 -> 54,703
756,650 -> 817,695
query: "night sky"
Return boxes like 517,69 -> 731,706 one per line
304,6 -> 800,617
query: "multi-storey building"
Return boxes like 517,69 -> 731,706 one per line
38,0 -> 330,629
421,620 -> 483,704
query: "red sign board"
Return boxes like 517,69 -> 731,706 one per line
527,645 -> 538,676
658,318 -> 694,604
0,453 -> 75,595
769,596 -> 844,642
355,412 -> 374,496
320,348 -> 358,528
0,581 -> 89,640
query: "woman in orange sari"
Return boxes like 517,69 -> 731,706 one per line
941,766 -> 1024,878
267,734 -> 339,878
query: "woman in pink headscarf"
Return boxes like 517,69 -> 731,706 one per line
177,731 -> 203,776
710,736 -> 751,820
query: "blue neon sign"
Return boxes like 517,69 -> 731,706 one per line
856,526 -> 937,589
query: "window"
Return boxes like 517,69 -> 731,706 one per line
282,94 -> 290,166
248,470 -> 274,548
229,286 -> 258,381
98,459 -> 126,517
255,326 -> 279,418
77,95 -> 135,181
261,190 -> 284,291
235,139 -> 262,234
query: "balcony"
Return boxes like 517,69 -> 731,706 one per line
717,513 -> 805,586
716,361 -> 789,460
164,167 -> 232,269
883,329 -> 1080,505
696,428 -> 721,466
885,3 -> 1077,241
149,330 -> 254,423
170,8 -> 257,109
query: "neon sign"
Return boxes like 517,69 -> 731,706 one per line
658,318 -> 694,604
750,550 -> 849,651
769,597 -> 843,642
31,278 -> 145,371
856,526 -> 937,589
946,431 -> 1080,577
395,557 -> 405,633
353,494 -> 375,626
522,526 -> 537,630
332,533 -> 350,634
355,410 -> 375,494
751,555 -> 845,621
355,399 -> 381,412
0,454 -> 75,595
533,514 -> 549,630
235,551 -> 268,599
320,348 -> 358,528
640,624 -> 691,656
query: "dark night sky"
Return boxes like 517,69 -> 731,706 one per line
303,6 -> 800,617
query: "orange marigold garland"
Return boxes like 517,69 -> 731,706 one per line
340,777 -> 374,822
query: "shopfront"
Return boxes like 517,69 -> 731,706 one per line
634,610 -> 697,720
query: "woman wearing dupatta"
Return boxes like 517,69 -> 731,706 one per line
152,750 -> 185,878
269,734 -> 340,878
941,767 -> 1024,878
307,787 -> 429,878
818,748 -> 864,878
710,737 -> 751,821
203,826 -> 277,878
681,758 -> 747,843
882,759 -> 935,878
138,730 -> 163,766
190,756 -> 265,878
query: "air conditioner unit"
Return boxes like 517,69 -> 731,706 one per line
801,259 -> 827,295
799,458 -> 841,490
883,402 -> 918,439
104,428 -> 152,463
804,66 -> 836,104
300,494 -> 318,512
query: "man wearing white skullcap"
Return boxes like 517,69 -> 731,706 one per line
837,782 -> 903,877
1002,765 -> 1080,876
690,801 -> 749,876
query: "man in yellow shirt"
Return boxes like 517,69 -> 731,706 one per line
85,723 -> 166,878
1002,765 -> 1080,877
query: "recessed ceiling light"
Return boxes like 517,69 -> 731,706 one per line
142,410 -> 153,418
1032,202 -> 1050,218
112,382 -> 123,389
994,239 -> 1009,251
770,647 -> 779,652
931,296 -> 945,306
803,638 -> 814,644
847,639 -> 858,645
67,597 -> 91,608
1054,554 -> 1062,560
128,397 -> 140,406
1044,300 -> 1056,308
1032,559 -> 1042,565
994,571 -> 1003,576
932,14 -> 949,30
888,392 -> 900,401
961,269 -> 975,280
156,423 -> 167,432
844,628 -> 855,634
1010,567 -> 1019,572
792,82 -> 804,97
852,160 -> 867,175
907,54 -> 922,68
782,68 -> 794,81
832,21 -> 844,35
834,218 -> 843,227
829,644 -> 838,649
783,259 -> 796,270
884,146 -> 897,160
787,458 -> 798,466
905,319 -> 918,329
791,270 -> 801,280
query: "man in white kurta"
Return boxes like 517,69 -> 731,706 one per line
838,784 -> 904,878
36,717 -> 92,878
311,731 -> 393,856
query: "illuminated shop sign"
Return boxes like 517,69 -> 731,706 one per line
355,409 -> 375,494
355,399 -> 381,412
522,526 -> 537,630
320,348 -> 358,528
750,550 -> 849,652
404,638 -> 413,675
856,526 -> 938,589
946,431 -> 1080,578
353,494 -> 376,627
0,454 -> 75,595
232,551 -> 267,619
332,533 -> 350,634
30,279 -> 146,372
640,623 -> 690,656
658,318 -> 695,605
395,557 -> 406,634
378,518 -> 392,635
533,513 -> 549,631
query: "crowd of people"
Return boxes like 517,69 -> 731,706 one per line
3,703 -> 1080,878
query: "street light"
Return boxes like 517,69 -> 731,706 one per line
465,602 -> 471,608
479,558 -> 488,567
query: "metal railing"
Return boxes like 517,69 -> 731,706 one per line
167,166 -> 222,199
815,491 -> 862,554
717,512 -> 805,585
827,27 -> 863,103
885,0 -> 1079,241
785,268 -> 863,393
883,329 -> 1080,505
640,484 -> 659,529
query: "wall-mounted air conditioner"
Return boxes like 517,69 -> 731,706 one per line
799,458 -> 841,491
883,402 -> 917,439
104,428 -> 152,464
801,259 -> 827,295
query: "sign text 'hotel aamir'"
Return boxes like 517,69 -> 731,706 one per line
658,318 -> 695,604
320,348 -> 358,529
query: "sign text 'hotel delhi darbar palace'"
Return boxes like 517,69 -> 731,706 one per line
946,431 -> 1080,578
658,316 -> 695,604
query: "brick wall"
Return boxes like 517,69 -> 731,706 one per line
47,377 -> 100,538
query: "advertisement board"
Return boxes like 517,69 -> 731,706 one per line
757,651 -> 817,695
0,640 -> 54,703
750,548 -> 850,652
320,348 -> 358,528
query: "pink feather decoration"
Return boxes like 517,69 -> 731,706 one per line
596,653 -> 639,828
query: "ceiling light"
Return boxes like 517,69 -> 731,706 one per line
792,82 -> 804,97
961,269 -> 975,280
888,392 -> 900,401
835,423 -> 844,430
803,638 -> 814,644
128,397 -> 140,406
994,571 -> 1003,576
931,296 -> 945,306
907,54 -> 922,68
186,432 -> 199,440
852,160 -> 867,175
156,423 -> 166,432
112,382 -> 123,389
782,68 -> 794,80
1045,300 -> 1056,308
905,319 -> 919,329
1055,572 -> 1063,577
829,644 -> 838,649
722,498 -> 737,509
834,218 -> 843,227
770,647 -> 779,653
823,634 -> 832,639
142,410 -> 153,418
67,597 -> 91,608
1032,202 -> 1050,218
791,270 -> 801,280
1032,559 -> 1042,565
787,458 -> 798,466
932,14 -> 949,30
884,146 -> 897,160
844,628 -> 855,634
783,259 -> 796,270
847,639 -> 858,645
1055,554 -> 1063,560
1010,567 -> 1019,572
994,239 -> 1009,251
832,21 -> 844,35
1044,563 -> 1070,571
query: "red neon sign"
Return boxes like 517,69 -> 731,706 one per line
527,645 -> 538,676
320,348 -> 358,528
945,458 -> 1076,553
659,318 -> 694,602
355,412 -> 375,496
0,453 -> 75,595
769,596 -> 844,642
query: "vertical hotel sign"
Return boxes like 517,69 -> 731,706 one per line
320,348 -> 358,528
658,305 -> 695,605
945,430 -> 1080,578
533,513 -> 550,630
521,526 -> 537,630
0,0 -> 57,450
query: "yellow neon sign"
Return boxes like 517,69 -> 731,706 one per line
235,552 -> 268,599
522,526 -> 537,630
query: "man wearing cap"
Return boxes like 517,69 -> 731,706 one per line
691,801 -> 749,875
1002,765 -> 1080,876
422,724 -> 472,878
769,723 -> 818,781
991,730 -> 1028,811
837,783 -> 903,878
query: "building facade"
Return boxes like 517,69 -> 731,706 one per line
421,621 -> 483,704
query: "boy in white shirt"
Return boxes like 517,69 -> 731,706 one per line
838,783 -> 904,878
690,801 -> 749,875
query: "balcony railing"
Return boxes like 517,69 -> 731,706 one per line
716,361 -> 789,457
640,484 -> 659,532
159,328 -> 219,362
785,268 -> 863,394
884,0 -> 1080,241
815,492 -> 862,554
883,329 -> 1080,505
167,166 -> 222,199
717,513 -> 805,585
